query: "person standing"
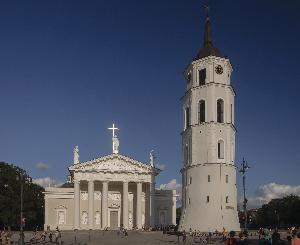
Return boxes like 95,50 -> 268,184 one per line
291,231 -> 300,245
272,229 -> 281,245
225,231 -> 237,245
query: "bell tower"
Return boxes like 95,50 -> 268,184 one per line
179,13 -> 240,231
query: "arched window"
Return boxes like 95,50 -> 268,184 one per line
226,196 -> 229,203
230,104 -> 233,123
184,143 -> 189,165
198,100 -> 206,123
218,140 -> 224,159
199,68 -> 206,85
217,99 -> 224,123
185,107 -> 190,129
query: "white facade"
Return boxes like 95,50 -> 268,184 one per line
179,16 -> 240,232
44,153 -> 177,230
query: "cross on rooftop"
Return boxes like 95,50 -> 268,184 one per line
108,123 -> 119,138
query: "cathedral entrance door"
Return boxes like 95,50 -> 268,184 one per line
110,211 -> 118,229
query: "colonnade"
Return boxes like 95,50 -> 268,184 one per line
73,180 -> 155,230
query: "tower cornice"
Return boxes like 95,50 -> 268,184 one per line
180,162 -> 238,173
181,122 -> 236,136
180,82 -> 236,102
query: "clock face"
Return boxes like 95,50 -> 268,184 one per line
215,65 -> 223,74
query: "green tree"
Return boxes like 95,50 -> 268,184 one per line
0,162 -> 44,230
255,195 -> 300,228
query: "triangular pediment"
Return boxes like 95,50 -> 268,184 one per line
69,154 -> 155,174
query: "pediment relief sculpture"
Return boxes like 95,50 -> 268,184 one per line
94,191 -> 101,200
69,154 -> 153,174
108,193 -> 121,201
81,191 -> 88,200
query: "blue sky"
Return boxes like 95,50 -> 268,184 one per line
0,0 -> 300,206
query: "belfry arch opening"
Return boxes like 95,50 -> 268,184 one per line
218,140 -> 224,159
198,100 -> 206,123
217,99 -> 224,123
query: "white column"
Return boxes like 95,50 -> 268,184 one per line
150,176 -> 156,227
122,181 -> 129,229
136,182 -> 142,229
101,181 -> 108,229
74,180 -> 80,230
88,180 -> 94,230
172,192 -> 177,225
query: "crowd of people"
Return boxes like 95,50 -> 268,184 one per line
173,227 -> 300,245
0,226 -> 62,245
28,227 -> 62,244
0,229 -> 12,245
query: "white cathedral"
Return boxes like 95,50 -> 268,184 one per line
44,124 -> 177,230
44,11 -> 241,232
178,14 -> 240,231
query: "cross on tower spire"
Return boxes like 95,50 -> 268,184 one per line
203,3 -> 210,18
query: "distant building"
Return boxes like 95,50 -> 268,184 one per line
44,125 -> 176,230
179,13 -> 240,231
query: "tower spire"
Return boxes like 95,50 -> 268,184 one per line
203,14 -> 212,47
194,5 -> 223,60
203,4 -> 212,47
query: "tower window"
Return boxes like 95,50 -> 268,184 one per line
189,177 -> 192,185
199,69 -> 206,85
226,196 -> 229,203
185,107 -> 190,129
184,144 -> 189,165
206,196 -> 210,203
230,104 -> 233,123
226,175 -> 229,183
187,73 -> 192,84
188,198 -> 191,204
217,99 -> 224,123
218,140 -> 225,159
208,175 -> 211,182
198,100 -> 206,123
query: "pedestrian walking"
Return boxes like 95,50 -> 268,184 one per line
49,232 -> 53,243
182,230 -> 187,244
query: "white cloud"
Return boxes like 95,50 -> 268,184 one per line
35,162 -> 49,170
33,177 -> 63,188
155,163 -> 166,170
243,183 -> 300,208
159,179 -> 182,203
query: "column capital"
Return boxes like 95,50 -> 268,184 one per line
74,180 -> 80,185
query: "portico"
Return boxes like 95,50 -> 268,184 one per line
72,178 -> 153,230
69,153 -> 159,230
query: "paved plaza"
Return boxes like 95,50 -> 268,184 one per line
5,230 -> 291,245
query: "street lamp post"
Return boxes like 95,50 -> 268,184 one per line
274,210 -> 280,228
239,158 -> 250,231
17,170 -> 31,245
